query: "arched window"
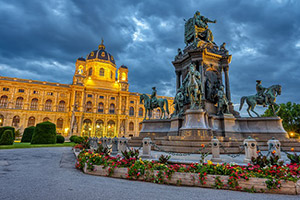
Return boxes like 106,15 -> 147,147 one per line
82,119 -> 92,137
98,103 -> 104,113
86,101 -> 92,112
107,120 -> 115,137
43,117 -> 50,122
0,95 -> 8,108
99,68 -> 104,76
0,114 -> 4,126
45,99 -> 52,111
57,118 -> 63,129
129,107 -> 134,116
129,122 -> 134,131
58,100 -> 65,112
109,103 -> 115,114
12,115 -> 20,127
88,68 -> 93,76
156,109 -> 161,119
30,98 -> 38,110
15,97 -> 24,109
27,116 -> 35,127
95,120 -> 104,137
121,72 -> 126,81
138,108 -> 143,117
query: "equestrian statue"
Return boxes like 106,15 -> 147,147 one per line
140,87 -> 169,120
239,80 -> 282,117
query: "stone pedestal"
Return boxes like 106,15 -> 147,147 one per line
139,119 -> 171,139
180,109 -> 211,137
211,136 -> 222,162
168,117 -> 183,136
142,137 -> 152,158
243,136 -> 258,163
267,137 -> 281,158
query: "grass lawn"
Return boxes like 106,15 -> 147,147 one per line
0,142 -> 75,149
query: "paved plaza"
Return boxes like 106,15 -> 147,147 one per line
0,147 -> 299,200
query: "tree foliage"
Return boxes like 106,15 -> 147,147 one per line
263,102 -> 300,137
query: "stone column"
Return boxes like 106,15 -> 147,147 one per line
142,137 -> 152,158
267,137 -> 281,158
223,66 -> 231,102
176,71 -> 181,91
243,136 -> 258,163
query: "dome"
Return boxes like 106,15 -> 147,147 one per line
77,57 -> 86,61
120,65 -> 128,69
86,40 -> 115,65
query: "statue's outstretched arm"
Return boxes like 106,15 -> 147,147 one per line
205,17 -> 217,24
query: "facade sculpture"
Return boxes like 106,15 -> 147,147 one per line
216,85 -> 230,115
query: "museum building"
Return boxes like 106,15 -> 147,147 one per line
0,41 -> 174,137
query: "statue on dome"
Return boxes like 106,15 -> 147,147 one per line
184,11 -> 217,46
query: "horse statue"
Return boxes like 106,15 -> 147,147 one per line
140,94 -> 169,120
239,84 -> 281,117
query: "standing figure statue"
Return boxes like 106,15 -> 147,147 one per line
240,81 -> 282,117
183,63 -> 203,109
216,85 -> 230,115
172,86 -> 185,117
140,87 -> 170,120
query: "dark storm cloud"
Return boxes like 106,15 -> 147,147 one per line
1,0 -> 300,115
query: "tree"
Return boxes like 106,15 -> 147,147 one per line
262,102 -> 300,137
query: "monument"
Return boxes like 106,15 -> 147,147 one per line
137,11 -> 289,149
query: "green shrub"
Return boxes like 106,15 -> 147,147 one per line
0,126 -> 15,139
31,121 -> 56,144
21,126 -> 35,142
73,136 -> 84,144
0,130 -> 14,145
69,135 -> 78,142
56,135 -> 65,143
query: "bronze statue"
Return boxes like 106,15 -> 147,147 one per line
240,83 -> 282,117
140,88 -> 170,119
172,87 -> 185,117
184,11 -> 217,45
216,85 -> 230,115
183,64 -> 203,109
219,42 -> 229,55
175,48 -> 183,60
255,80 -> 268,107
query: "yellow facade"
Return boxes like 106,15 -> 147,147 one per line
0,41 -> 174,137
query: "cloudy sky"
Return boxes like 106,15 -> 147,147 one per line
0,0 -> 300,115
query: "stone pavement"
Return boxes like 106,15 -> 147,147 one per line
0,147 -> 299,200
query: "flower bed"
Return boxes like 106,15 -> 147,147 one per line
76,150 -> 300,195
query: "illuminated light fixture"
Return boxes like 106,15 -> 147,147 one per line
88,77 -> 91,80
290,132 -> 295,137
96,125 -> 100,128
64,128 -> 69,133
89,128 -> 92,131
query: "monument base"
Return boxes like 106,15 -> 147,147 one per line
139,119 -> 171,139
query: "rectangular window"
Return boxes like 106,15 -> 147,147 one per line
87,94 -> 93,98
33,90 -> 38,94
99,96 -> 104,99
47,92 -> 53,96
18,89 -> 24,93
130,101 -> 134,104
110,97 -> 115,100
2,88 -> 9,91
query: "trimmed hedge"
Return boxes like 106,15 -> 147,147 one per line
56,135 -> 65,143
0,126 -> 15,140
31,121 -> 56,144
73,136 -> 84,144
21,126 -> 35,142
0,130 -> 14,145
69,135 -> 78,143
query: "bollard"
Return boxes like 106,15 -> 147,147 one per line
111,137 -> 118,155
211,136 -> 222,162
142,137 -> 152,158
267,137 -> 281,158
103,137 -> 108,148
243,136 -> 258,163
118,137 -> 128,154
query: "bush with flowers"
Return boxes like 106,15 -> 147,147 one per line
75,147 -> 300,193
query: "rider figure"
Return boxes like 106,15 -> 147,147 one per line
256,80 -> 268,107
151,87 -> 158,108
